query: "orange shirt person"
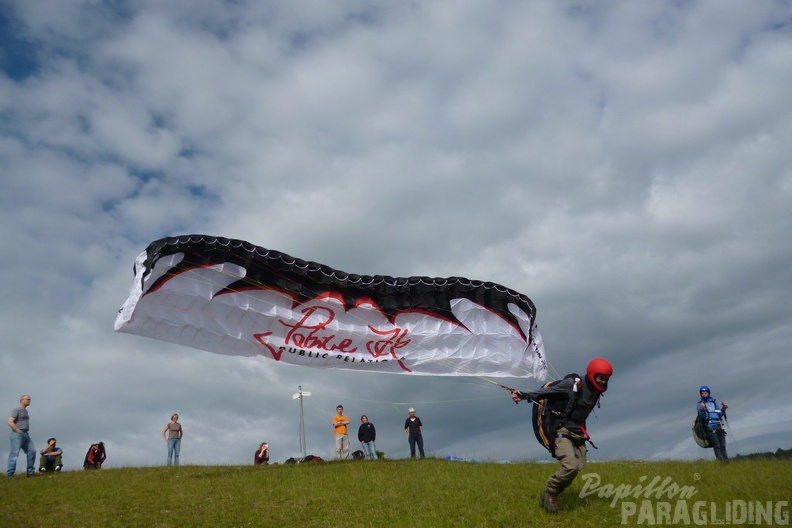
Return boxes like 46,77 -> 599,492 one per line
332,405 -> 350,459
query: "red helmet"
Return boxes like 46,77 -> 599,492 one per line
587,358 -> 613,392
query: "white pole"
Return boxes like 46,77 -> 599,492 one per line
299,385 -> 306,457
293,386 -> 311,459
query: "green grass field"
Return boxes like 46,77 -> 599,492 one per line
2,458 -> 789,527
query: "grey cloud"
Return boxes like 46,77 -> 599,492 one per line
2,0 -> 790,469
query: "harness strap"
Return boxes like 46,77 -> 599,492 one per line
556,425 -> 599,450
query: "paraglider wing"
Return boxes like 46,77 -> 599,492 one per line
115,235 -> 547,379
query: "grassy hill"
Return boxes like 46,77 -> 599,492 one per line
2,458 -> 789,527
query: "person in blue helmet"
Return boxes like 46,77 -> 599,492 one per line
697,386 -> 729,462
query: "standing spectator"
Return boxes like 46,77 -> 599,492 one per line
162,413 -> 183,466
6,395 -> 36,477
39,437 -> 63,473
404,408 -> 425,458
358,415 -> 377,460
254,442 -> 269,465
332,405 -> 350,459
698,386 -> 729,463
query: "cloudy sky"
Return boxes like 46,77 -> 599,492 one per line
2,0 -> 791,470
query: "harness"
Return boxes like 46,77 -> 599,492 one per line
527,374 -> 600,456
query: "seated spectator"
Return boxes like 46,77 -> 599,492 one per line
39,437 -> 63,473
254,442 -> 269,465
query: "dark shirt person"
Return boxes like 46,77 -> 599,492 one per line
254,442 -> 269,465
404,408 -> 425,458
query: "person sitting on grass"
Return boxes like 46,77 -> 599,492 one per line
254,442 -> 269,465
39,437 -> 63,473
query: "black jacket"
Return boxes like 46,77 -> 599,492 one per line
525,376 -> 601,434
358,422 -> 376,443
404,416 -> 423,436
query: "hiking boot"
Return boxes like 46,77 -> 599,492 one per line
55,465 -> 62,472
541,490 -> 558,513
39,468 -> 46,473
